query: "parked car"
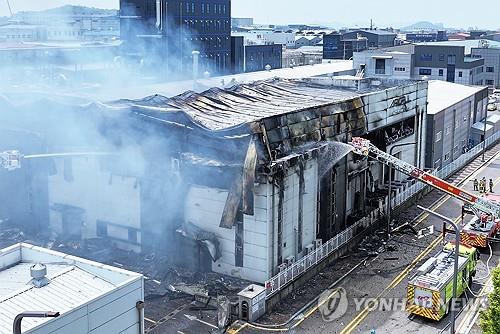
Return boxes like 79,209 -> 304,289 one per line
487,103 -> 497,111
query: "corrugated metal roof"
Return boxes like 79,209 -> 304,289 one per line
115,79 -> 366,131
0,265 -> 116,334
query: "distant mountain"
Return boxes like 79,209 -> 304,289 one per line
400,21 -> 445,31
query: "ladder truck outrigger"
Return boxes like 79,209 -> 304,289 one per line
350,137 -> 500,248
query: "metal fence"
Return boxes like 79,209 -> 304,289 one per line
391,130 -> 500,209
264,132 -> 499,299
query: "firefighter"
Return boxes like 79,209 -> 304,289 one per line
490,178 -> 494,193
479,179 -> 486,194
473,179 -> 479,191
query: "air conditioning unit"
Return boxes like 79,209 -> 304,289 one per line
285,256 -> 295,266
277,264 -> 288,272
314,239 -> 323,249
304,244 -> 314,255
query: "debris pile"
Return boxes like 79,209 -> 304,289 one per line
0,223 -> 250,301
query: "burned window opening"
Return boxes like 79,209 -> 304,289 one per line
235,216 -> 244,268
297,161 -> 305,254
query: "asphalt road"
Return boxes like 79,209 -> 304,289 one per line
293,150 -> 500,334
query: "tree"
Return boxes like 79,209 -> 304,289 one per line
480,267 -> 500,334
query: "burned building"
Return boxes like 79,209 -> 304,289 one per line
0,77 -> 428,283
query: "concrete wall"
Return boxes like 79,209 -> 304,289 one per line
353,52 -> 413,80
184,158 -> 318,283
48,157 -> 141,252
29,278 -> 143,334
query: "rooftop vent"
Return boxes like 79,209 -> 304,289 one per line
30,263 -> 49,288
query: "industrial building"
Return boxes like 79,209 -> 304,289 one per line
9,6 -> 119,41
341,29 -> 396,49
424,80 -> 488,170
232,29 -> 295,49
120,0 -> 232,76
1,76 -> 428,283
0,243 -> 144,334
401,31 -> 447,43
353,44 -> 486,85
230,36 -> 283,73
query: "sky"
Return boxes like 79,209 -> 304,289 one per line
0,0 -> 498,30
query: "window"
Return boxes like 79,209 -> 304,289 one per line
420,54 -> 432,61
455,118 -> 460,129
207,4 -> 210,13
375,58 -> 386,74
486,79 -> 495,85
444,152 -> 451,161
436,131 -> 442,142
419,68 -> 432,75
439,54 -> 445,61
445,126 -> 451,135
454,146 -> 459,154
447,55 -> 456,65
439,69 -> 443,76
486,66 -> 494,73
458,71 -> 463,77
186,2 -> 190,13
192,2 -> 195,13
201,3 -> 205,13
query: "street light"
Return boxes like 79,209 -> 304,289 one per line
387,142 -> 416,238
417,205 -> 460,334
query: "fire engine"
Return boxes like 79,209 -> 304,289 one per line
350,137 -> 500,248
406,243 -> 478,320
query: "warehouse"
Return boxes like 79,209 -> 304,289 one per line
1,77 -> 428,283
425,80 -> 488,170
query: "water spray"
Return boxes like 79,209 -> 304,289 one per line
0,151 -> 116,171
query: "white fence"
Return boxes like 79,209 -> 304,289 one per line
264,132 -> 499,299
391,131 -> 500,209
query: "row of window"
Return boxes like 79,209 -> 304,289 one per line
183,19 -> 230,32
394,67 -> 406,71
420,54 -> 457,64
420,68 -> 464,77
185,2 -> 228,15
436,114 -> 469,143
486,66 -> 494,72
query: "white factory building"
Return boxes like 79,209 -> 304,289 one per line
0,243 -> 144,334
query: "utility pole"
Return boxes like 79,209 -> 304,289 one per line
418,206 -> 461,334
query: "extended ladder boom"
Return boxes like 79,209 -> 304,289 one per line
350,137 -> 500,218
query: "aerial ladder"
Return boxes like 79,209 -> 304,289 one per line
350,137 -> 500,247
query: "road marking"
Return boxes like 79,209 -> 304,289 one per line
339,230 -> 446,334
228,149 -> 500,334
341,157 -> 500,334
144,317 -> 157,324
184,314 -> 219,329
